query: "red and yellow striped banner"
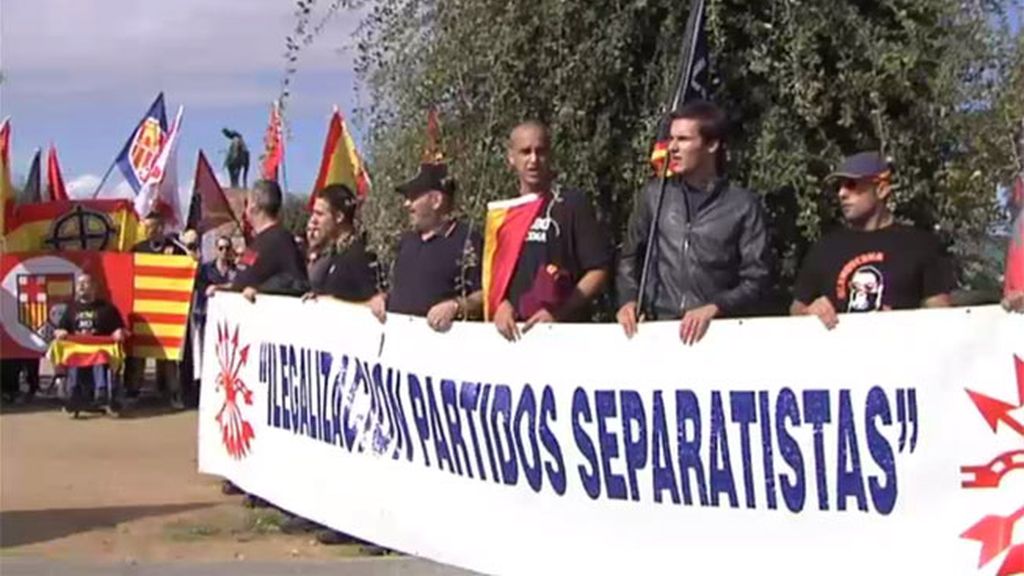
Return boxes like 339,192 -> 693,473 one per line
47,335 -> 125,372
130,253 -> 197,360
482,193 -> 545,320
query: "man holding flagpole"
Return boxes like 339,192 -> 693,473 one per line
488,121 -> 612,341
616,101 -> 771,345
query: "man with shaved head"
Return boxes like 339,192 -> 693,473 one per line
491,121 -> 612,341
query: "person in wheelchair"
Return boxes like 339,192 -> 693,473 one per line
53,273 -> 126,415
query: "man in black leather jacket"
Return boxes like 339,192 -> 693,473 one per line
616,101 -> 770,345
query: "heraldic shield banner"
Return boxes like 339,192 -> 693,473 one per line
0,252 -> 197,360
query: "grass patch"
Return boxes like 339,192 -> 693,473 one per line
163,520 -> 223,542
241,508 -> 287,535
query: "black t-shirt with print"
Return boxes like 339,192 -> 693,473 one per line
313,238 -> 379,302
58,299 -> 125,336
505,187 -> 612,321
232,224 -> 309,294
792,224 -> 957,313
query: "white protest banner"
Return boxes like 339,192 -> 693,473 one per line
198,293 -> 1024,576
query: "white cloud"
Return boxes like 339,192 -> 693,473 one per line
66,174 -> 102,199
1,0 -> 364,106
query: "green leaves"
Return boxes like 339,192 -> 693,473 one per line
340,0 -> 1020,308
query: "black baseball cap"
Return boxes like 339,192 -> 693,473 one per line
396,163 -> 456,198
827,151 -> 891,181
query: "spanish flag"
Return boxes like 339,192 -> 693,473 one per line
0,117 -> 12,237
310,107 -> 371,209
48,335 -> 125,372
130,253 -> 197,360
2,199 -> 145,252
482,194 -> 545,320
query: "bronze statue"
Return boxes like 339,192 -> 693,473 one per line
222,128 -> 250,188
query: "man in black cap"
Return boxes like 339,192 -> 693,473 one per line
790,151 -> 956,329
368,162 -> 483,332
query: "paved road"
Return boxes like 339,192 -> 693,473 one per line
0,557 -> 481,576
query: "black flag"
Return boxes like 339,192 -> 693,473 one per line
649,0 -> 710,175
19,148 -> 42,204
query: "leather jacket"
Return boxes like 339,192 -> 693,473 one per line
616,177 -> 770,320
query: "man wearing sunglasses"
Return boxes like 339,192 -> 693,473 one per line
790,151 -> 956,329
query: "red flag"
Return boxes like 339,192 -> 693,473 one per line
46,144 -> 69,201
1005,174 -> 1024,296
0,117 -> 12,235
193,150 -> 238,235
261,100 -> 284,181
423,109 -> 444,164
481,194 -> 546,320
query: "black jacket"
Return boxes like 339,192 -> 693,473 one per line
616,177 -> 770,320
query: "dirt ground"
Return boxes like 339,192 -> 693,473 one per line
0,397 -> 371,563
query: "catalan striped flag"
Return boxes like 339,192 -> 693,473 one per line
48,335 -> 125,372
481,193 -> 545,320
130,253 -> 197,360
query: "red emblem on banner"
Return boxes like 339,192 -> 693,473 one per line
960,355 -> 1024,575
215,321 -> 255,460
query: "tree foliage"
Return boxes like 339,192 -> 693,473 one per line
335,0 -> 1021,314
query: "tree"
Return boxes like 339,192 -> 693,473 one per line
342,0 -> 1021,315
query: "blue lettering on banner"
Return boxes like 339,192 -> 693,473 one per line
254,340 -> 918,516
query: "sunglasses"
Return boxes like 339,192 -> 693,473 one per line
217,245 -> 231,252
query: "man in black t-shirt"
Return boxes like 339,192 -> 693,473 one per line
791,151 -> 956,329
369,162 -> 483,333
492,121 -> 612,341
54,273 -> 126,411
303,184 -> 377,302
209,180 -> 309,303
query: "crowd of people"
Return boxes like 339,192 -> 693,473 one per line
2,98 -> 1021,550
209,101 -> 1024,341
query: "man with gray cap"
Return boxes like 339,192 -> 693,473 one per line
790,151 -> 956,329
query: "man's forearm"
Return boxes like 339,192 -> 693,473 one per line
789,300 -> 809,316
558,269 -> 609,319
459,290 -> 484,319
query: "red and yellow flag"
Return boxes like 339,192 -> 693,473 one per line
2,199 -> 145,253
129,253 -> 197,360
310,107 -> 371,208
48,335 -> 125,372
482,194 -> 545,320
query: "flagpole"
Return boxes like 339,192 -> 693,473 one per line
635,0 -> 707,320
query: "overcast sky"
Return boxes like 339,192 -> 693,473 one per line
1,0 -> 367,197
